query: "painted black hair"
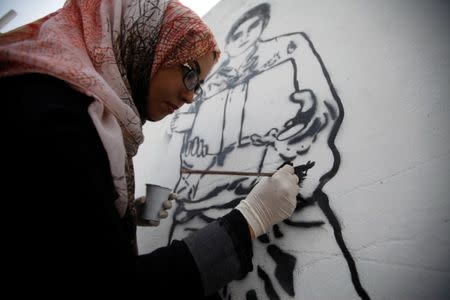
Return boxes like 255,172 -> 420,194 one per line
226,3 -> 271,44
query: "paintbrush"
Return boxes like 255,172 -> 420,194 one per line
180,161 -> 315,179
180,168 -> 274,177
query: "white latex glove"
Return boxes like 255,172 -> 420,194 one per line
134,192 -> 177,226
235,165 -> 299,237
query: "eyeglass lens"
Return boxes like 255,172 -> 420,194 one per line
182,63 -> 202,95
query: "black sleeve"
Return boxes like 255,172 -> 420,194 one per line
4,73 -> 137,288
3,74 -> 253,297
137,209 -> 254,297
183,210 -> 254,296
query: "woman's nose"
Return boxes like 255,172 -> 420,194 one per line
181,90 -> 195,104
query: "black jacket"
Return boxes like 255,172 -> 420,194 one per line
3,74 -> 252,298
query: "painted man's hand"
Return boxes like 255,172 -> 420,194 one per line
184,137 -> 208,158
290,89 -> 316,112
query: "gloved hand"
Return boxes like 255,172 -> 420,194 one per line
235,165 -> 299,238
134,192 -> 177,226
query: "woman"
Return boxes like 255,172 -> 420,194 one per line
0,0 -> 299,297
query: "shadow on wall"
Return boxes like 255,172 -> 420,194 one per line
168,3 -> 370,300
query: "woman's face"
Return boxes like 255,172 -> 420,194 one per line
146,52 -> 216,121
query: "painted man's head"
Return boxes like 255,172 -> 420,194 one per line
225,3 -> 270,57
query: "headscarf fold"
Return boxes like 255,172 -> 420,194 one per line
0,0 -> 220,218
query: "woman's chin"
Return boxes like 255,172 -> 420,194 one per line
147,110 -> 163,122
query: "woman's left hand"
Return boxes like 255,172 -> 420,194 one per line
134,193 -> 177,226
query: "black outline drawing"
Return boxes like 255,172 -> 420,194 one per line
166,3 -> 370,299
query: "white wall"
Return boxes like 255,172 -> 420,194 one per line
133,0 -> 450,299
0,0 -> 65,33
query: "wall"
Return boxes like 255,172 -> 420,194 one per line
133,0 -> 450,299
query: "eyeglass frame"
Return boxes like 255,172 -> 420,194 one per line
181,61 -> 203,96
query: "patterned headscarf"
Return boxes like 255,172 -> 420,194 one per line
0,0 -> 220,218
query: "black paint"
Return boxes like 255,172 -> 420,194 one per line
316,191 -> 370,300
301,32 -> 371,299
257,266 -> 280,300
258,234 -> 270,244
272,225 -> 283,238
294,161 -> 315,183
283,219 -> 324,228
267,245 -> 296,296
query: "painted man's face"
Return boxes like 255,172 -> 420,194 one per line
226,16 -> 264,57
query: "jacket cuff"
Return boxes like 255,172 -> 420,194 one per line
183,209 -> 253,296
220,209 -> 254,277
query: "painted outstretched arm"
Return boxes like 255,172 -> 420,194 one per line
261,33 -> 338,144
257,32 -> 337,105
285,32 -> 339,118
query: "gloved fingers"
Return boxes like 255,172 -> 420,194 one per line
277,164 -> 295,175
292,178 -> 301,192
284,172 -> 299,185
274,165 -> 298,185
282,174 -> 301,196
277,160 -> 293,170
292,173 -> 300,185
162,199 -> 172,210
290,185 -> 301,198
294,173 -> 300,184
168,192 -> 177,200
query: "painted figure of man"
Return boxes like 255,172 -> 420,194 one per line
168,3 -> 369,299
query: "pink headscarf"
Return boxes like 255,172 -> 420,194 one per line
0,0 -> 220,218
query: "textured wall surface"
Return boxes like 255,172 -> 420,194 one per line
134,0 -> 450,299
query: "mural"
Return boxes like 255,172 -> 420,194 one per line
167,3 -> 369,299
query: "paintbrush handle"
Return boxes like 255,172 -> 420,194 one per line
180,168 -> 274,177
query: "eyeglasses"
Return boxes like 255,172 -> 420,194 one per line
181,62 -> 203,96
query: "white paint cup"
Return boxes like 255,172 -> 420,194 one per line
141,184 -> 172,222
